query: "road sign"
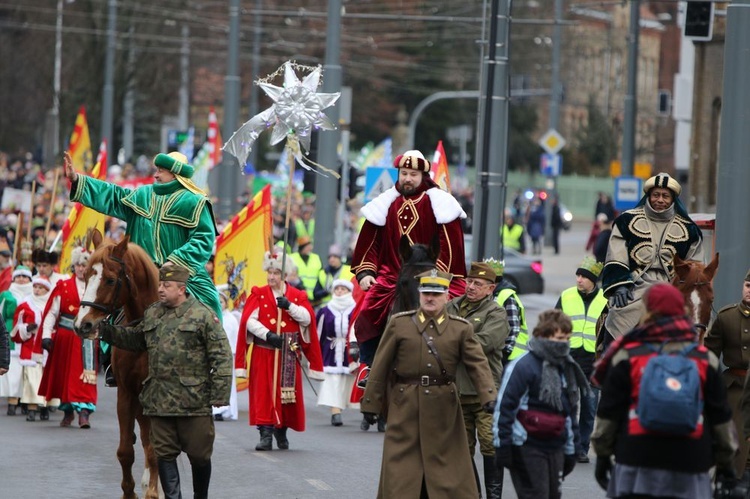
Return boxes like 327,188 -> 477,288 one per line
614,176 -> 643,211
365,166 -> 399,201
540,153 -> 562,177
539,129 -> 566,155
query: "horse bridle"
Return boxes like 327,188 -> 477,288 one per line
79,255 -> 132,318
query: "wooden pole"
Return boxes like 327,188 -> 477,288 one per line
44,168 -> 61,241
12,212 -> 23,263
27,180 -> 37,242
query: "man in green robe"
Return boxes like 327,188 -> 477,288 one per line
63,151 -> 221,318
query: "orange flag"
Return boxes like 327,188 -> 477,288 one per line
431,140 -> 451,192
59,140 -> 108,271
68,106 -> 94,173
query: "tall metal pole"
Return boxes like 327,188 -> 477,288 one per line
178,25 -> 190,131
50,0 -> 63,165
472,0 -> 511,261
216,0 -> 242,222
247,0 -> 262,170
545,0 -> 563,247
313,0 -> 343,259
122,21 -> 136,161
101,0 -> 116,158
714,0 -> 750,309
335,87 -> 352,249
621,0 -> 640,176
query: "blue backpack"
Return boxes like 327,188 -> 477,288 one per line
637,343 -> 703,435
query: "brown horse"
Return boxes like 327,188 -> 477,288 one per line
672,252 -> 720,343
74,230 -> 161,499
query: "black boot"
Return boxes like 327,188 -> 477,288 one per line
26,410 -> 37,422
274,427 -> 289,450
255,426 -> 273,451
471,458 -> 482,498
39,407 -> 49,421
191,461 -> 211,499
157,459 -> 182,499
483,455 -> 503,499
377,417 -> 386,433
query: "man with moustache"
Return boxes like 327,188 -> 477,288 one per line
351,150 -> 467,385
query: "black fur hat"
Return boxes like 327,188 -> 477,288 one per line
32,248 -> 59,265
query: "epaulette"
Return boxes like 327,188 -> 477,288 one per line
448,314 -> 471,325
718,303 -> 739,314
391,310 -> 416,319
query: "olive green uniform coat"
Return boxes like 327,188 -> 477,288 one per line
100,295 -> 233,416
360,308 -> 496,499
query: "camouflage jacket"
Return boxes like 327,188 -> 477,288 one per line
99,295 -> 233,417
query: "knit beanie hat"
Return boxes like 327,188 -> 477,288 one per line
576,256 -> 603,283
12,265 -> 32,280
645,283 -> 685,317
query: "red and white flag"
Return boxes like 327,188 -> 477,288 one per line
431,140 -> 451,192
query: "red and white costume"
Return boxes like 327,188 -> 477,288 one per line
12,278 -> 52,406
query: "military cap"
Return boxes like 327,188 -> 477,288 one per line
483,258 -> 505,281
745,268 -> 750,282
467,261 -> 496,283
159,265 -> 190,283
153,151 -> 195,179
415,268 -> 452,293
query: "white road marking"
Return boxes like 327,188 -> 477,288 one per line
306,479 -> 333,491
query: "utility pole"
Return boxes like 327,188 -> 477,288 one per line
101,0 -> 116,159
714,0 -> 750,309
47,0 -> 64,167
545,0 -> 563,247
216,0 -> 242,222
335,87 -> 352,249
313,0 -> 343,259
247,0 -> 263,170
122,21 -> 136,161
178,25 -> 190,131
621,0 -> 640,176
472,0 -> 511,261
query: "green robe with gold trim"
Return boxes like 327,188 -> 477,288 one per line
70,176 -> 221,317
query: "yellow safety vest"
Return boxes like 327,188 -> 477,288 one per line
496,289 -> 528,360
294,219 -> 315,242
290,252 -> 324,301
502,224 -> 524,251
559,287 -> 607,352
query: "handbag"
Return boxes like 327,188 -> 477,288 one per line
517,409 -> 566,439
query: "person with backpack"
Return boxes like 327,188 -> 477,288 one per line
590,283 -> 737,499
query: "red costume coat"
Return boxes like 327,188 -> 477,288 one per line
12,298 -> 43,364
236,284 -> 324,431
0,266 -> 11,293
351,182 -> 467,343
36,277 -> 97,405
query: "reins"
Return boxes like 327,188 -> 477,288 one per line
80,254 -> 132,317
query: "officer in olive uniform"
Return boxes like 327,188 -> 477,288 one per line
361,269 -> 496,499
707,269 -> 750,480
99,265 -> 233,499
446,261 -> 508,499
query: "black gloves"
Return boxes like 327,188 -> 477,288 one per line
482,400 -> 496,414
609,286 -> 634,309
362,412 -> 378,425
495,446 -> 513,470
41,338 -> 54,353
595,457 -> 612,491
266,332 -> 285,349
348,342 -> 360,361
276,296 -> 291,310
563,454 -> 577,477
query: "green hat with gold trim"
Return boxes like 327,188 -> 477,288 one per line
576,256 -> 603,282
154,152 -> 195,179
415,268 -> 452,293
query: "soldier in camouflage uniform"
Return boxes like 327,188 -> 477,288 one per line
98,266 -> 232,499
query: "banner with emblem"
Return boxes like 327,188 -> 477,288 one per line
68,106 -> 94,173
59,140 -> 108,272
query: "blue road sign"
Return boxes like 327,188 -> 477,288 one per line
540,153 -> 562,177
365,166 -> 399,201
614,176 -> 643,211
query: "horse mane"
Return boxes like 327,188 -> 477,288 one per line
392,235 -> 440,315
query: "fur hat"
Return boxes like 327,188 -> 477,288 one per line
263,250 -> 294,274
645,283 -> 685,317
415,268 -> 452,293
32,248 -> 59,265
393,150 -> 430,173
12,265 -> 32,280
70,247 -> 91,266
331,279 -> 353,292
467,262 -> 496,284
31,275 -> 52,290
643,173 -> 682,197
576,256 -> 603,282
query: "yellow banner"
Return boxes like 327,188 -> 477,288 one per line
68,106 -> 93,173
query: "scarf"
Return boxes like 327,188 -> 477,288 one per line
29,290 -> 51,314
590,315 -> 696,388
9,282 -> 33,302
325,294 -> 355,370
529,337 -> 590,411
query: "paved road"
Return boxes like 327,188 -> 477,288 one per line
2,222 -> 609,498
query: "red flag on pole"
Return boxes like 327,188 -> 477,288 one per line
431,140 -> 451,192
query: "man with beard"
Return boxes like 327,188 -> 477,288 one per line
351,150 -> 467,384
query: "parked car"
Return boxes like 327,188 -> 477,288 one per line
463,235 -> 544,294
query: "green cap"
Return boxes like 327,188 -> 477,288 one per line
154,152 -> 195,179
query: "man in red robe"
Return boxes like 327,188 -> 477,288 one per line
351,150 -> 467,380
34,247 -> 96,428
235,250 -> 324,451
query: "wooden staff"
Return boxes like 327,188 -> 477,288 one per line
271,148 -> 297,425
44,168 -> 60,241
27,180 -> 37,242
12,212 -> 23,263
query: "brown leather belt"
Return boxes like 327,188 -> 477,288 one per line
395,375 -> 453,387
728,368 -> 748,378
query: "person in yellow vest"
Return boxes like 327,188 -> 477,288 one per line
319,244 -> 354,307
501,214 -> 526,254
294,206 -> 315,246
486,258 -> 528,365
554,256 -> 607,464
290,236 -> 326,308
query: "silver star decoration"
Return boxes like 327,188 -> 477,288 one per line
223,62 -> 340,173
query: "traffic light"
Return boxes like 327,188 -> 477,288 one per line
348,165 -> 365,200
684,1 -> 714,41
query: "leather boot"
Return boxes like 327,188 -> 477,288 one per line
78,409 -> 91,429
60,410 -> 75,427
39,407 -> 49,421
255,426 -> 273,451
483,455 -> 503,499
157,459 -> 182,499
274,427 -> 289,450
26,410 -> 37,422
191,461 -> 211,499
